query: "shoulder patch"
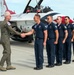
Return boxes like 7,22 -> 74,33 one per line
34,25 -> 37,28
64,26 -> 67,28
45,25 -> 48,28
55,25 -> 57,28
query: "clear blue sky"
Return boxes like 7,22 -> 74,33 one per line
6,0 -> 74,19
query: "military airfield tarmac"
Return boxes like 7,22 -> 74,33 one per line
0,36 -> 74,75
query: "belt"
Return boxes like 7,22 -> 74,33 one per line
35,38 -> 43,40
47,38 -> 55,40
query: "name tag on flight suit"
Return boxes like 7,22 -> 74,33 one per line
7,22 -> 11,26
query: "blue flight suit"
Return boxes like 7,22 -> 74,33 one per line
72,24 -> 74,55
73,42 -> 74,55
32,22 -> 47,68
56,24 -> 67,64
46,22 -> 58,66
64,24 -> 74,62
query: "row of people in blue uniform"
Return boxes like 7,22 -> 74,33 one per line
23,14 -> 74,70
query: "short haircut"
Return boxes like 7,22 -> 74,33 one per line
65,16 -> 70,19
34,14 -> 41,18
57,16 -> 62,18
47,15 -> 53,19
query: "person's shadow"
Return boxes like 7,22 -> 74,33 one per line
12,58 -> 35,68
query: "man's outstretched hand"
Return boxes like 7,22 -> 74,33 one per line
20,33 -> 26,38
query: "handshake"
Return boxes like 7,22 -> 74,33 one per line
20,33 -> 26,38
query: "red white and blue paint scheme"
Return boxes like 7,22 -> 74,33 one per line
0,0 -> 73,42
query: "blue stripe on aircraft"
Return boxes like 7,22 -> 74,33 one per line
41,13 -> 59,19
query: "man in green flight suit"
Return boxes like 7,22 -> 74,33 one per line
0,11 -> 22,71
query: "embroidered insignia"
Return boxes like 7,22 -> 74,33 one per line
34,25 -> 37,28
45,25 -> 48,28
39,26 -> 41,28
64,26 -> 67,28
55,26 -> 57,28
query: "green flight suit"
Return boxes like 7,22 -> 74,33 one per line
0,19 -> 21,66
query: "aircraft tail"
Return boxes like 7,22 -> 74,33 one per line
3,0 -> 8,10
0,0 -> 8,16
0,0 -> 15,16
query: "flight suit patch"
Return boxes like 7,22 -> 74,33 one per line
7,22 -> 11,26
39,26 -> 41,28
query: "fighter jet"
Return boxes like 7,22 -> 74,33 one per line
0,0 -> 73,42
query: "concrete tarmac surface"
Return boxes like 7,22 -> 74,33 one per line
0,39 -> 74,75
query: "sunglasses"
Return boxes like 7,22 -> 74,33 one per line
65,19 -> 68,20
56,19 -> 59,20
47,18 -> 50,20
